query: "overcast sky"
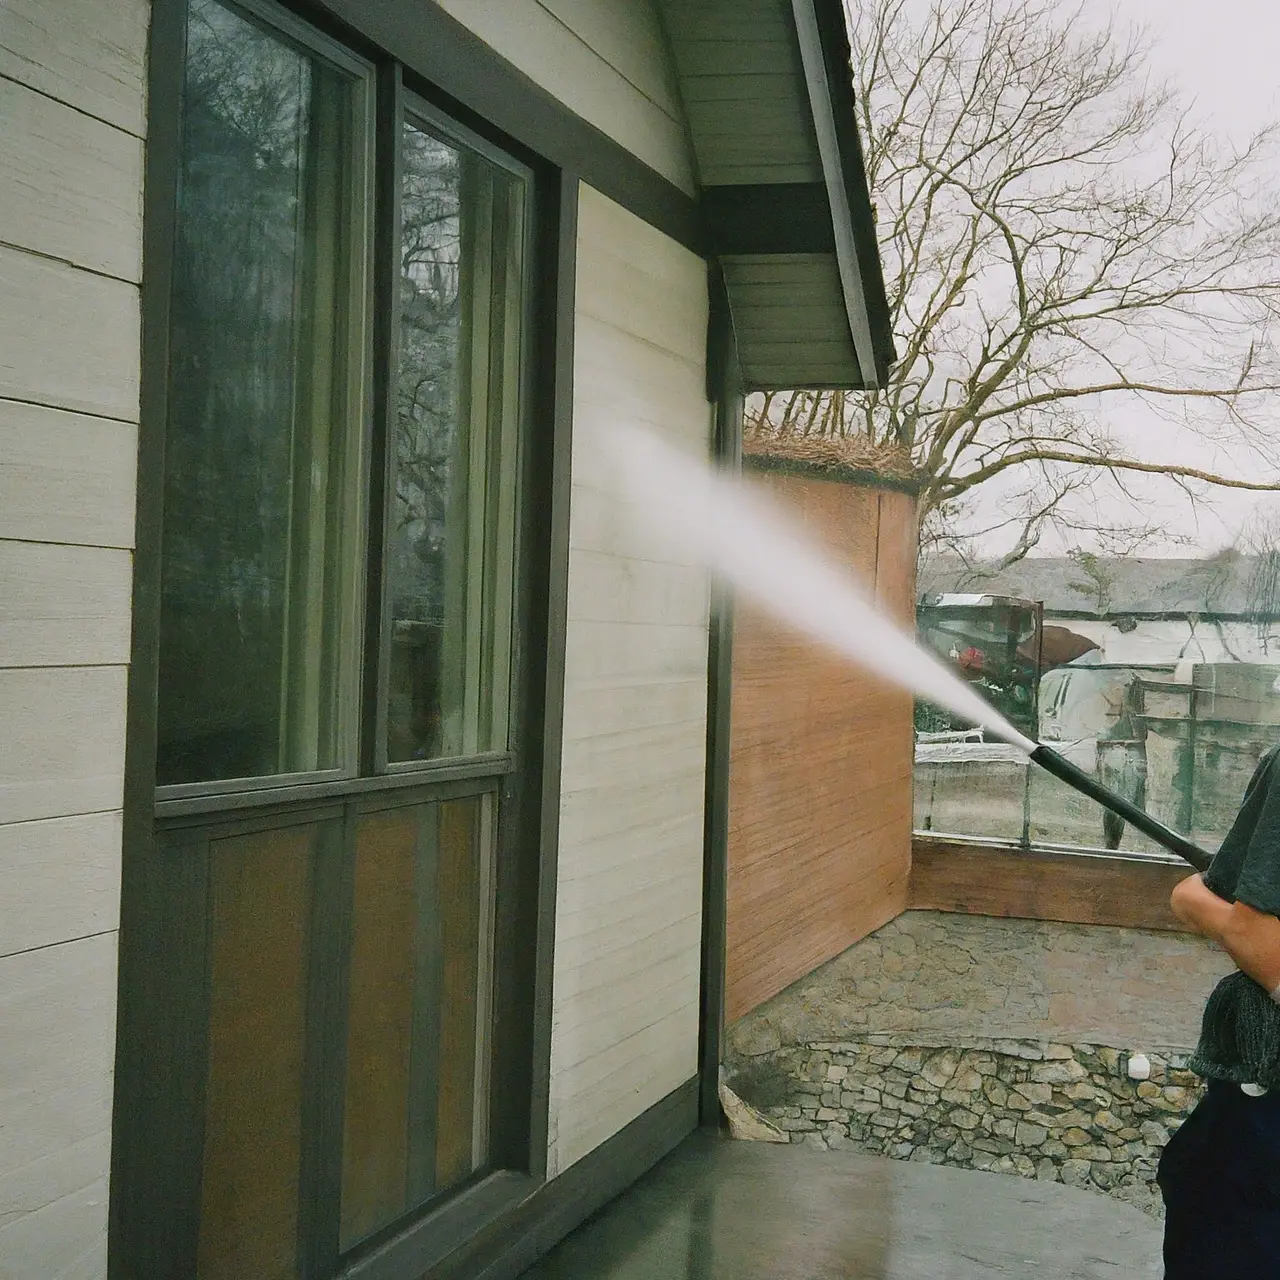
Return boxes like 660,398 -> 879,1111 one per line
968,0 -> 1280,558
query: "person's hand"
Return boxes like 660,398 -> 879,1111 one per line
1172,872 -> 1280,995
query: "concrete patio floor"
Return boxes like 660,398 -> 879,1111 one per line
522,1132 -> 1162,1279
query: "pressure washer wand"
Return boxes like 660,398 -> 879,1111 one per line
1028,744 -> 1212,872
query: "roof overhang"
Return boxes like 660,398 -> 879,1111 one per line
657,0 -> 896,392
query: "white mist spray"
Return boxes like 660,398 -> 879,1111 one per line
604,423 -> 1037,756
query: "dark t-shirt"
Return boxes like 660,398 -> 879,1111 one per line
1190,746 -> 1280,1086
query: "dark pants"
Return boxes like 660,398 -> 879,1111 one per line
1159,1080 -> 1280,1278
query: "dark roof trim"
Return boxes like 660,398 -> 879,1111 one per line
798,0 -> 896,383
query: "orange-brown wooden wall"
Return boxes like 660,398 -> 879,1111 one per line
725,471 -> 917,1024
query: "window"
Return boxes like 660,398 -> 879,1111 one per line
386,112 -> 526,764
157,3 -> 528,789
157,0 -> 371,786
140,0 -> 536,1271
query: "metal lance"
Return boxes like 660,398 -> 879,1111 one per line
1029,744 -> 1212,872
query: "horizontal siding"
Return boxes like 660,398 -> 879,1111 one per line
0,401 -> 138,548
0,933 -> 117,1278
0,1 -> 142,1274
0,542 -> 133,668
0,246 -> 140,421
547,184 -> 710,1176
537,0 -> 681,116
0,812 -> 123,958
433,0 -> 695,193
0,667 -> 129,827
0,0 -> 148,136
0,76 -> 144,280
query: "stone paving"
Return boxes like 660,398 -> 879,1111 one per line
727,909 -> 1233,1055
724,910 -> 1235,1218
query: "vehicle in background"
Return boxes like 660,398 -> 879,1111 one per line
916,593 -> 1045,739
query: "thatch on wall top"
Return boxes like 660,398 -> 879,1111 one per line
742,431 -> 920,494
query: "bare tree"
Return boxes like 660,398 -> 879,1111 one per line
749,0 -> 1280,562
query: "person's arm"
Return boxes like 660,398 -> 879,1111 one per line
1171,872 -> 1280,993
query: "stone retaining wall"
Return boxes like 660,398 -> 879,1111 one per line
728,1035 -> 1202,1217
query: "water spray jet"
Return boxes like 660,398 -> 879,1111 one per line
607,424 -> 1214,873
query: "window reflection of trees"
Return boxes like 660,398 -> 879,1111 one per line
392,127 -> 462,632
160,0 -> 342,781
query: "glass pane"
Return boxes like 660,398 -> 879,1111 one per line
158,0 -> 367,785
198,824 -> 316,1280
340,795 -> 496,1249
1027,663 -> 1280,853
386,117 -> 526,763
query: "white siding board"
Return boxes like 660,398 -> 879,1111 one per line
563,619 -> 708,685
0,933 -> 116,1280
563,487 -> 706,568
552,1002 -> 698,1095
549,1012 -> 698,1158
555,865 -> 702,932
560,726 -> 706,792
0,247 -> 140,421
537,0 -> 682,119
561,672 -> 706,728
0,667 -> 127,826
549,947 -> 699,1034
553,815 -> 705,887
565,550 -> 709,626
0,1177 -> 109,1280
0,1 -> 141,1268
547,185 -> 710,1175
0,812 -> 122,958
552,914 -> 703,1002
685,94 -> 813,142
550,973 -> 700,1072
0,77 -> 144,280
558,777 -> 706,850
0,0 -> 148,135
0,401 -> 137,548
0,542 -> 132,668
433,0 -> 695,193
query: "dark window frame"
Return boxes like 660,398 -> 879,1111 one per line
113,0 -> 576,1274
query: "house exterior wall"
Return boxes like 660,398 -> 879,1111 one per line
1054,616 -> 1280,666
0,1 -> 148,1275
547,184 -> 711,1175
725,475 -> 917,1025
432,0 -> 696,194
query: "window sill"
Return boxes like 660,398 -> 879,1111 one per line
341,1170 -> 538,1280
155,752 -> 515,823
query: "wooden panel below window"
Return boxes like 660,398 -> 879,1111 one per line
436,797 -> 484,1190
197,827 -> 312,1280
340,809 -> 419,1249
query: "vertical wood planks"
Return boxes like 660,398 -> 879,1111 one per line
725,473 -> 918,1024
340,810 -> 419,1247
